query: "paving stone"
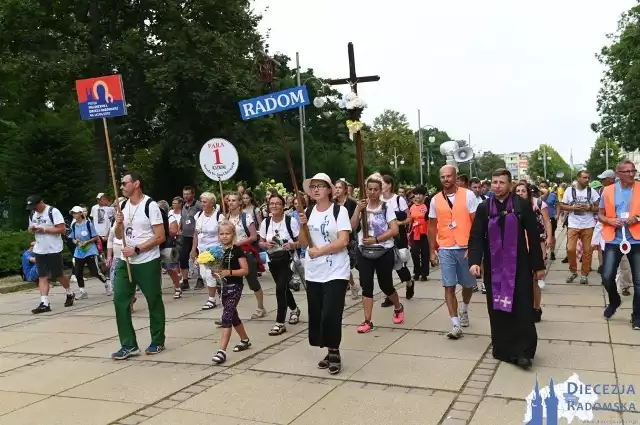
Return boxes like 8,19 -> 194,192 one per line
154,400 -> 180,409
448,409 -> 472,420
169,392 -> 192,401
457,394 -> 482,404
138,407 -> 164,417
465,380 -> 487,389
452,401 -> 475,411
118,415 -> 147,425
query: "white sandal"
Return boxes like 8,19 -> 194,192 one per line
288,308 -> 300,325
202,299 -> 217,310
251,308 -> 267,319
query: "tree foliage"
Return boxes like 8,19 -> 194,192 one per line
0,0 -> 361,229
585,137 -> 623,175
367,110 -> 416,167
594,3 -> 640,151
471,151 -> 506,180
527,144 -> 572,182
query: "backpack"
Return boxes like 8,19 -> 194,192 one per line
265,214 -> 297,242
71,221 -> 93,240
121,198 -> 173,250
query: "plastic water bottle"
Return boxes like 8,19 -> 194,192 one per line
537,279 -> 546,289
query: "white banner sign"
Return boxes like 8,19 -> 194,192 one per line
199,138 -> 239,181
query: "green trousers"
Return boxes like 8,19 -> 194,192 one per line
113,258 -> 165,348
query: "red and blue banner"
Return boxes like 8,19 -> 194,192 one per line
75,75 -> 127,120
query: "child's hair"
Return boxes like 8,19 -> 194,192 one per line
218,220 -> 237,244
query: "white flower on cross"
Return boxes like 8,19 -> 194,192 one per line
340,91 -> 367,110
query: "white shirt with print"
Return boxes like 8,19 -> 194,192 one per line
382,194 -> 408,215
228,212 -> 254,241
428,189 -> 479,250
562,187 -> 600,229
29,206 -> 65,254
358,202 -> 397,249
305,205 -> 351,283
259,215 -> 300,254
90,204 -> 115,237
120,196 -> 163,264
195,210 -> 223,252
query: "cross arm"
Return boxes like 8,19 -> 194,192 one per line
326,75 -> 381,86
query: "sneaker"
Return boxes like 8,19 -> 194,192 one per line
472,285 -> 479,293
105,283 -> 113,296
76,290 -> 88,300
31,302 -> 51,314
633,321 -> 640,331
194,279 -> 205,290
622,288 -> 631,296
380,298 -> 393,308
173,289 -> 182,299
447,325 -> 463,339
481,284 -> 487,294
420,275 -> 428,282
112,346 -> 140,360
145,344 -> 165,355
459,311 -> 470,327
579,276 -> 588,285
350,285 -> 360,300
561,257 -> 569,264
405,280 -> 415,300
550,252 -> 556,261
393,304 -> 405,324
604,300 -> 621,319
357,321 -> 374,333
64,293 -> 75,307
180,280 -> 190,291
566,273 -> 578,283
533,307 -> 542,323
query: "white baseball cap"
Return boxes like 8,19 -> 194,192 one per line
69,206 -> 84,214
96,192 -> 107,199
597,170 -> 616,180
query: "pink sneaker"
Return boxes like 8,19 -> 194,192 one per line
357,321 -> 374,333
393,305 -> 405,324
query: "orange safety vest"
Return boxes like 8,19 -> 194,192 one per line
433,188 -> 473,247
601,182 -> 640,242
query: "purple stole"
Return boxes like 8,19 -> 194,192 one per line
488,196 -> 518,313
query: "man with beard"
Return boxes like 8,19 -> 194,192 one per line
468,168 -> 545,368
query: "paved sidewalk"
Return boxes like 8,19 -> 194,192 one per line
0,231 -> 637,425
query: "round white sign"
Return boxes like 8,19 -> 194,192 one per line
199,138 -> 239,181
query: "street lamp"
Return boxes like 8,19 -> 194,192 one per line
417,109 -> 437,185
538,146 -> 552,180
378,148 -> 405,170
600,139 -> 614,169
421,155 -> 435,180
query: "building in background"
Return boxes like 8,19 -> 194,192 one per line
503,152 -> 531,180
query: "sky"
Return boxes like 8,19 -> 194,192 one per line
252,0 -> 636,165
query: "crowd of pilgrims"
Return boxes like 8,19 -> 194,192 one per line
26,161 -> 638,372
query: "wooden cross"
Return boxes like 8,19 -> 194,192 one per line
327,42 -> 380,237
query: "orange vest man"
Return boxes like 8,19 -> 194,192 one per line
428,165 -> 479,340
598,160 -> 640,329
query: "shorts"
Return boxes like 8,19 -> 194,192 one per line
162,262 -> 179,271
35,252 -> 65,279
438,248 -> 476,288
550,217 -> 557,234
199,263 -> 217,287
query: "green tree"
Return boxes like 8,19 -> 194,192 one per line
414,128 -> 454,188
527,144 -> 572,182
368,110 -> 416,168
585,137 -> 623,174
594,3 -> 640,151
472,151 -> 506,180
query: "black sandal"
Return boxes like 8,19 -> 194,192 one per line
233,339 -> 251,352
318,355 -> 330,369
212,350 -> 226,364
327,352 -> 341,375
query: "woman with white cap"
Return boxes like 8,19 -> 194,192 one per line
297,173 -> 351,374
69,205 -> 107,299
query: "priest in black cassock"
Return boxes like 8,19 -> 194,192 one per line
468,168 -> 546,369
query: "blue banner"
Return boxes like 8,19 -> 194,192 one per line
238,85 -> 310,120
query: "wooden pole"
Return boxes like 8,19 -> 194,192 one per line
355,131 -> 368,237
102,118 -> 132,282
218,179 -> 226,214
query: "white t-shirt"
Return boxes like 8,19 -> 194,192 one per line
90,204 -> 115,237
29,206 -> 65,254
228,212 -> 254,241
195,210 -> 223,252
428,189 -> 479,250
168,211 -> 181,230
259,215 -> 300,254
382,194 -> 408,214
121,196 -> 163,264
305,205 -> 352,283
562,187 -> 600,229
358,202 -> 397,249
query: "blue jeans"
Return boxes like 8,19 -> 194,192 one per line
602,243 -> 640,317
